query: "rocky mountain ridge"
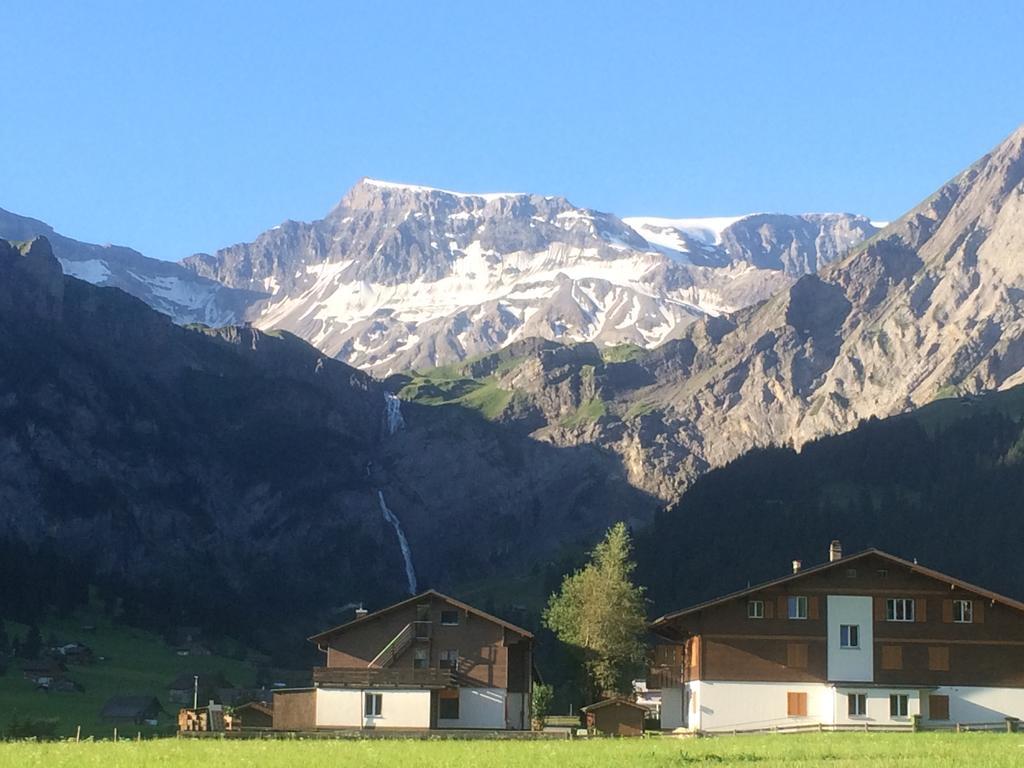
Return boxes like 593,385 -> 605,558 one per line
0,207 -> 263,326
396,125 -> 1024,502
182,179 -> 876,373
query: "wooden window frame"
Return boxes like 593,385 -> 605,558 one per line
440,609 -> 460,626
747,600 -> 764,619
953,599 -> 973,624
413,647 -> 429,669
886,598 -> 915,622
788,596 -> 808,620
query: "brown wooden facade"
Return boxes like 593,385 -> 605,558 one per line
649,549 -> 1024,689
582,698 -> 646,736
310,590 -> 533,694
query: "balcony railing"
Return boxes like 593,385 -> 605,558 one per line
313,666 -> 455,689
645,664 -> 685,690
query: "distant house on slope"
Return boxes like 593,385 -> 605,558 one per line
274,589 -> 533,731
100,696 -> 164,725
649,540 -> 1024,732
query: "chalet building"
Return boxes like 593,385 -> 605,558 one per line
649,541 -> 1024,732
273,589 -> 533,731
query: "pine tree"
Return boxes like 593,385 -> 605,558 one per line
543,522 -> 647,699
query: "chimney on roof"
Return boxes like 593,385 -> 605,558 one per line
355,604 -> 368,619
792,560 -> 802,574
829,540 -> 843,563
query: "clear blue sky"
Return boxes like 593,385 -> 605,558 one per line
2,1 -> 1023,261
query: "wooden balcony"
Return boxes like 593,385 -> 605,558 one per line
645,664 -> 685,690
313,666 -> 455,689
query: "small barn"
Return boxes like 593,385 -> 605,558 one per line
581,698 -> 647,736
100,696 -> 164,725
234,700 -> 274,729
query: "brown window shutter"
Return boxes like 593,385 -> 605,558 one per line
764,599 -> 775,619
928,646 -> 949,672
928,694 -> 950,721
808,596 -> 819,620
881,645 -> 903,670
915,598 -> 927,622
874,597 -> 886,621
942,599 -> 953,623
974,600 -> 985,624
787,643 -> 808,669
787,692 -> 807,717
778,596 -> 788,618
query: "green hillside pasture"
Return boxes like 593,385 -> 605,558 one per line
1,733 -> 1022,768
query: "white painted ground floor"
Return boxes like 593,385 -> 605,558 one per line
313,686 -> 529,730
660,681 -> 1024,732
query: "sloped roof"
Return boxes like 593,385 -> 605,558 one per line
650,548 -> 1024,636
309,589 -> 533,643
582,697 -> 648,713
100,696 -> 163,718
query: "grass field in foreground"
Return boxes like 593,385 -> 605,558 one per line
1,733 -> 1023,768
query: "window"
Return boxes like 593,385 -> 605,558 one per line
416,603 -> 430,621
747,600 -> 764,619
364,692 -> 382,717
840,624 -> 859,649
439,649 -> 458,670
413,648 -> 429,669
881,645 -> 903,671
845,568 -> 858,579
440,609 -> 459,626
928,646 -> 950,672
848,693 -> 866,717
953,600 -> 973,624
929,694 -> 950,721
886,598 -> 915,622
876,569 -> 889,578
439,689 -> 460,719
788,596 -> 808,620
787,691 -> 807,717
890,694 -> 909,718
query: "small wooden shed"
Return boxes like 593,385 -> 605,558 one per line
582,698 -> 647,736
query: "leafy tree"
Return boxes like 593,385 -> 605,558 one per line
531,683 -> 554,729
543,522 -> 647,699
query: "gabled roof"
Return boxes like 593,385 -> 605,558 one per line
308,589 -> 533,643
649,548 -> 1024,636
100,696 -> 164,718
582,697 -> 648,713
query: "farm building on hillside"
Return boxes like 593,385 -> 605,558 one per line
648,541 -> 1024,732
582,698 -> 647,736
273,589 -> 533,731
100,696 -> 164,725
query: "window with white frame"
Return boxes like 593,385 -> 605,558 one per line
747,600 -> 764,619
440,609 -> 459,626
364,692 -> 383,717
886,598 -> 915,622
890,694 -> 909,718
953,599 -> 973,623
848,693 -> 867,717
788,596 -> 808,620
840,624 -> 860,649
